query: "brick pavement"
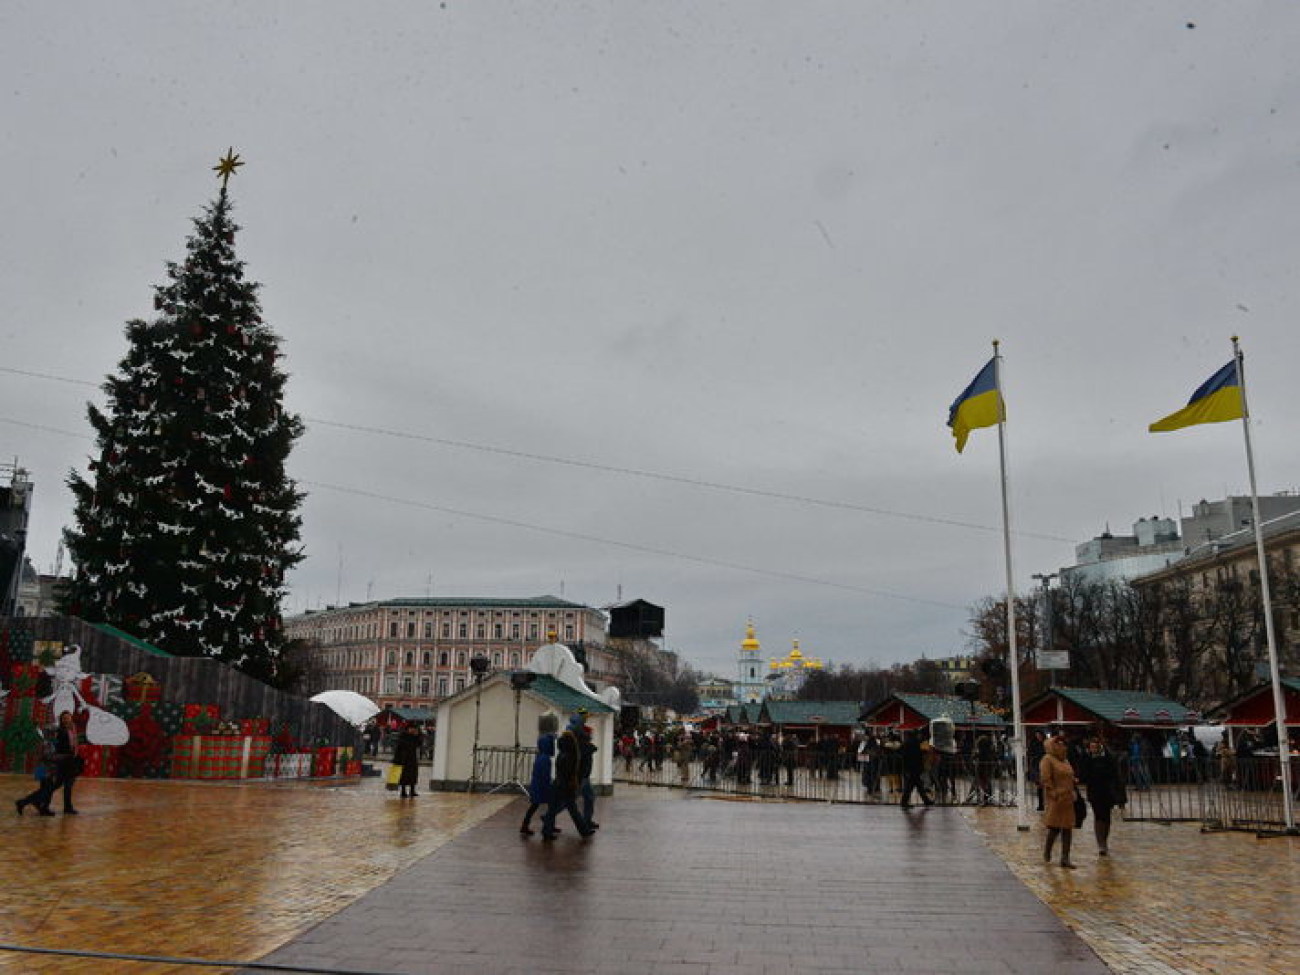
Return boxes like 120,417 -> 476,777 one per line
963,804 -> 1300,975
8,772 -> 1297,975
1,773 -> 511,974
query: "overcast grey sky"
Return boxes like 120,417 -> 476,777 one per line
4,2 -> 1299,677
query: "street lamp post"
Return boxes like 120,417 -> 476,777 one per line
467,655 -> 491,792
1031,572 -> 1058,688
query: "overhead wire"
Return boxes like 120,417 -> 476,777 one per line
0,364 -> 1072,542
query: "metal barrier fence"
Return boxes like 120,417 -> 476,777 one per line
1198,755 -> 1299,834
474,744 -> 1297,831
468,745 -> 535,794
612,751 -> 1020,806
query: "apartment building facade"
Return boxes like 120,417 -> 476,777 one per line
283,596 -> 615,712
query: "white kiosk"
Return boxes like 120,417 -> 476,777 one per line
430,640 -> 620,793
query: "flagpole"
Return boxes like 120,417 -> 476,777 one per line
993,340 -> 1030,831
1233,336 -> 1296,831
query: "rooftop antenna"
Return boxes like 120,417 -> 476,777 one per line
336,542 -> 343,605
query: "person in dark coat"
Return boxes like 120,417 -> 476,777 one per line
542,718 -> 594,839
15,727 -> 59,816
520,728 -> 556,835
392,724 -> 422,798
574,711 -> 599,829
53,711 -> 81,814
1078,733 -> 1126,856
898,729 -> 934,808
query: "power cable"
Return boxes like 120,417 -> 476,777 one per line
0,413 -> 967,609
0,364 -> 1073,541
302,479 -> 968,610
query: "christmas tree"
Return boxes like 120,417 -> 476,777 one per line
61,151 -> 304,682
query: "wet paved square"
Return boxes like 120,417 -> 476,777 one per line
6,773 -> 1299,974
249,796 -> 1106,975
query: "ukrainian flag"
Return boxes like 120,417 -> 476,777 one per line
1149,361 -> 1243,432
947,357 -> 1002,453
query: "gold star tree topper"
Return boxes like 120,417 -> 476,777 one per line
214,148 -> 244,190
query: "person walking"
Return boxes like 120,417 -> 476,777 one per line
1040,735 -> 1079,868
392,723 -> 422,798
50,711 -> 82,815
574,711 -> 599,829
15,727 -> 59,817
1078,733 -> 1126,856
520,718 -> 557,836
541,717 -> 594,839
898,729 -> 934,809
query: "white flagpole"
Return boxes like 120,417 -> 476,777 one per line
1233,336 -> 1296,831
993,340 -> 1030,831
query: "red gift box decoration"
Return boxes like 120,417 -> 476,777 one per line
240,718 -> 270,736
182,704 -> 220,734
124,672 -> 162,703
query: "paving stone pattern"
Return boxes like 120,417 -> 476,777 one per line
251,797 -> 1108,975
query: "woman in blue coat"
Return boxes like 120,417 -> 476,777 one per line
520,730 -> 556,835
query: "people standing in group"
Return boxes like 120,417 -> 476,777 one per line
392,722 -> 422,798
1040,734 -> 1079,868
673,735 -> 693,785
1078,732 -> 1126,856
780,733 -> 799,788
542,715 -> 594,839
1127,733 -> 1152,791
898,729 -> 934,809
520,715 -> 558,836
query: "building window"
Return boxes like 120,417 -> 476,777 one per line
420,677 -> 430,695
389,622 -> 398,638
439,651 -> 449,667
476,624 -> 485,638
511,623 -> 520,639
456,678 -> 466,692
438,678 -> 449,696
404,651 -> 413,667
564,625 -> 574,641
458,623 -> 468,638
457,651 -> 467,667
511,652 -> 520,667
442,622 -> 451,638
529,623 -> 539,640
493,623 -> 503,639
406,622 -> 416,638
384,675 -> 397,694
493,652 -> 502,667
402,677 -> 412,693
424,622 -> 432,638
386,650 -> 395,667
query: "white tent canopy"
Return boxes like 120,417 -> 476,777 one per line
310,690 -> 381,728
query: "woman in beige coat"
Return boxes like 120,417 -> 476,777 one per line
1039,735 -> 1078,869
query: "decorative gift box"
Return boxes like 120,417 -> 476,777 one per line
80,744 -> 121,779
170,735 -> 271,780
266,752 -> 313,779
312,748 -> 337,777
240,718 -> 271,736
182,704 -> 220,734
124,672 -> 162,703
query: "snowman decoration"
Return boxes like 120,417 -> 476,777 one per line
43,646 -> 131,746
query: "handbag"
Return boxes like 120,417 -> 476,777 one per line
1073,788 -> 1088,828
385,763 -> 402,791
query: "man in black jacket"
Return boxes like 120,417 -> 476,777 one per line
899,729 -> 934,809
